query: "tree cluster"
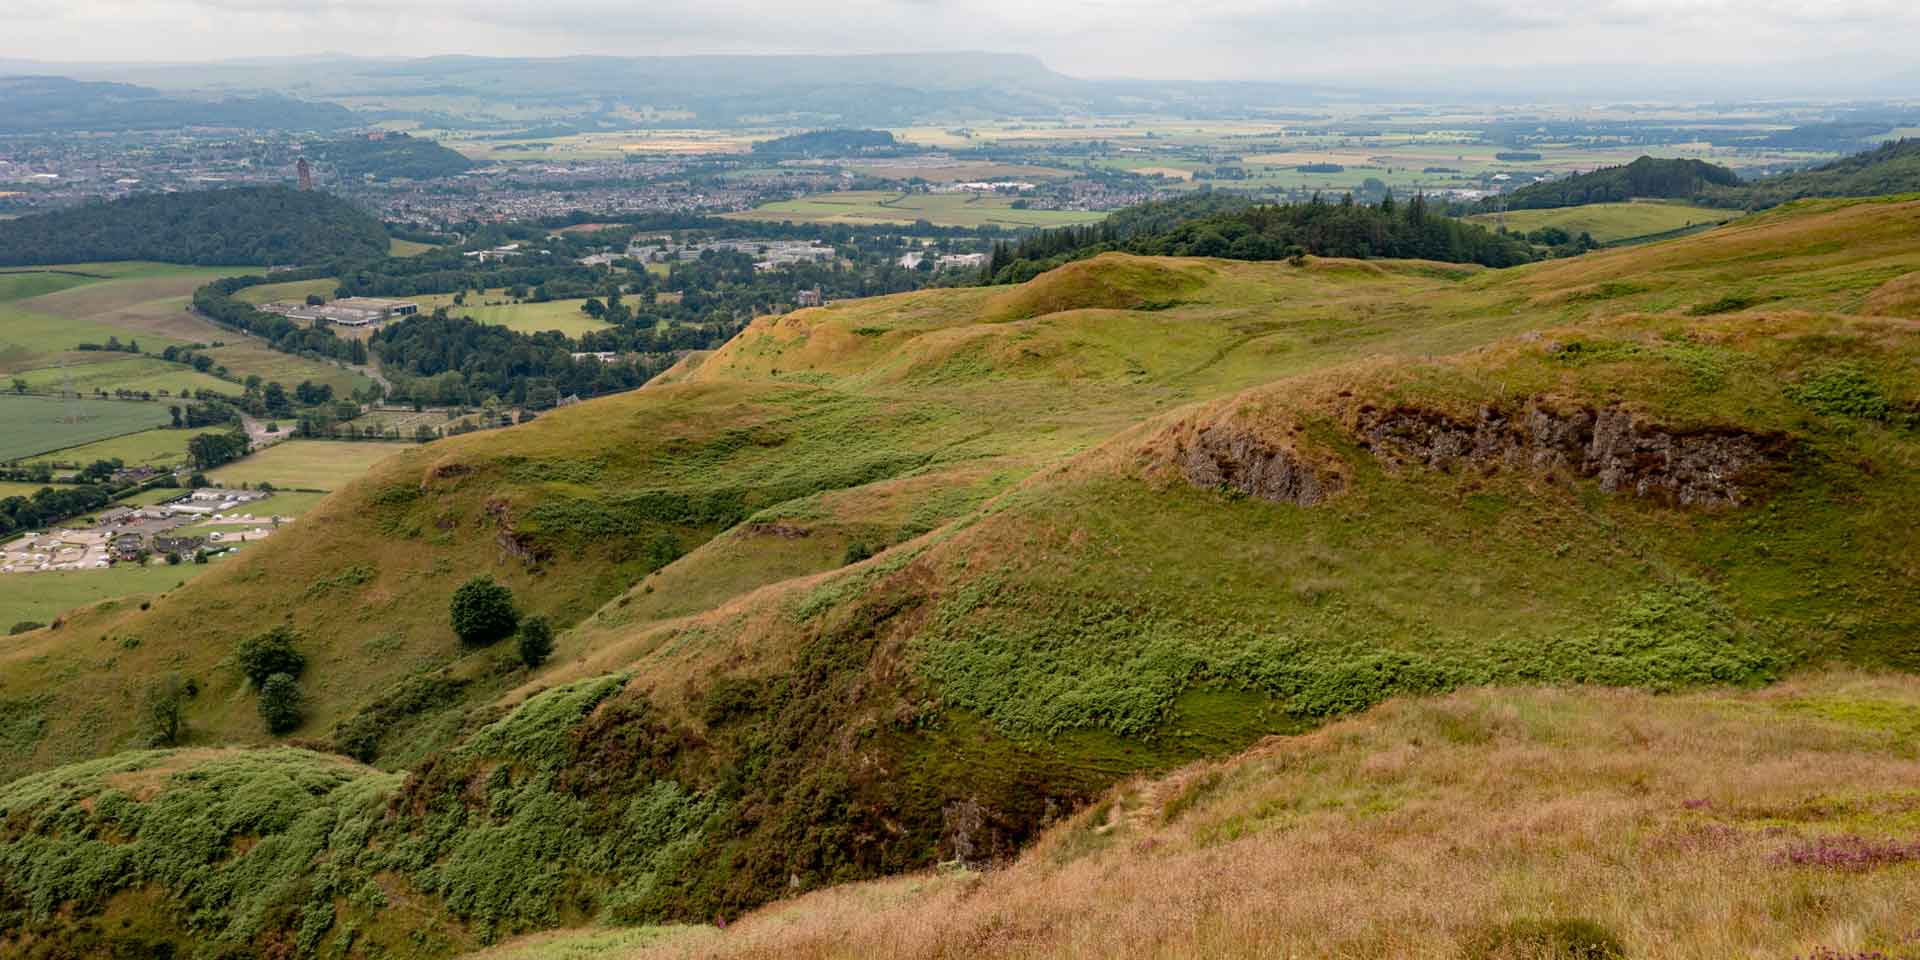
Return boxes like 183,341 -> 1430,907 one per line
0,187 -> 389,267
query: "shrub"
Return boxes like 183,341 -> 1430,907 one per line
235,626 -> 306,687
1788,363 -> 1890,420
142,673 -> 190,746
1464,918 -> 1626,959
517,615 -> 554,670
259,673 -> 303,734
843,541 -> 874,565
8,620 -> 45,635
450,575 -> 519,646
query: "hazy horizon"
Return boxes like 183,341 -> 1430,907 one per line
4,0 -> 1917,93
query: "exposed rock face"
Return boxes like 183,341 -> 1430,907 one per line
1356,402 -> 1787,507
484,497 -> 546,564
1176,423 -> 1344,506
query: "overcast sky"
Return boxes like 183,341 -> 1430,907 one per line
4,0 -> 1917,85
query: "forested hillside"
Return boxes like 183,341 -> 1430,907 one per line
304,132 -> 477,181
1492,156 -> 1743,210
988,192 -> 1533,282
1701,138 -> 1920,208
0,186 -> 389,266
1488,141 -> 1920,214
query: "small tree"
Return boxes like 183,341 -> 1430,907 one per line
517,615 -> 553,669
143,672 -> 190,746
450,575 -> 519,646
235,625 -> 306,687
258,673 -> 303,734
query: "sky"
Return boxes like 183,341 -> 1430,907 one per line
3,0 -> 1918,87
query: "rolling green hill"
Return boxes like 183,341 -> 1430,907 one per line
2,197 -> 1918,957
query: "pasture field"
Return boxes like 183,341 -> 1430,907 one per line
0,562 -> 214,628
0,395 -> 172,462
2,263 -> 367,398
206,440 -> 402,491
0,302 -> 194,374
390,238 -> 437,257
408,290 -> 615,336
13,356 -> 233,396
235,277 -> 337,305
26,427 -> 228,469
0,481 -> 71,498
202,341 -> 371,396
727,190 -> 1108,228
1465,201 -> 1744,243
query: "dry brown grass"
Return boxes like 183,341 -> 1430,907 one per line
514,672 -> 1920,960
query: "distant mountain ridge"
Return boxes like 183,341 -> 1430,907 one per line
0,74 -> 356,133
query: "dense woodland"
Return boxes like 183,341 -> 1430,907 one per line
0,187 -> 389,266
988,192 -> 1535,282
1484,140 -> 1920,213
750,129 -> 909,158
303,133 -> 477,181
1699,138 -> 1920,209
1490,157 -> 1743,210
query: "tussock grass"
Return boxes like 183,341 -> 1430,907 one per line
496,674 -> 1920,960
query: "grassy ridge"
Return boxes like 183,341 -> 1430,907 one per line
0,197 -> 1917,955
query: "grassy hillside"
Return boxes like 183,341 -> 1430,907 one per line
1,197 -> 1918,956
467,672 -> 1920,960
1464,200 -> 1739,244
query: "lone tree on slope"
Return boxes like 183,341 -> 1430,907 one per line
450,575 -> 519,646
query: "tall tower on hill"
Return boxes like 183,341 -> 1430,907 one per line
296,158 -> 312,191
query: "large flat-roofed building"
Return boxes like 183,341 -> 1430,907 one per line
265,297 -> 419,328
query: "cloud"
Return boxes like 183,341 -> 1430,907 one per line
2,0 -> 1915,85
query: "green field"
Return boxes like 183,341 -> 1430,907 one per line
202,341 -> 371,396
13,356 -> 233,396
408,290 -> 616,336
26,426 -> 227,469
0,395 -> 174,462
0,264 -> 367,399
235,277 -> 338,305
727,190 -> 1109,228
1465,200 -> 1743,243
390,238 -> 437,257
207,440 -> 402,490
0,480 -> 71,498
0,561 -> 219,628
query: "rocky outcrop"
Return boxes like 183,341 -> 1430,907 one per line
1356,401 -> 1788,507
1175,423 -> 1344,506
484,497 -> 547,564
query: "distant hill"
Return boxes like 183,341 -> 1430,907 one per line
0,74 -> 356,133
302,132 -> 477,182
1490,142 -> 1920,215
1700,138 -> 1920,209
1496,156 -> 1743,210
750,129 -> 910,158
0,187 -> 388,267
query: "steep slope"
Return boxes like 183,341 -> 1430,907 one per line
465,672 -> 1920,960
2,197 -> 1918,956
